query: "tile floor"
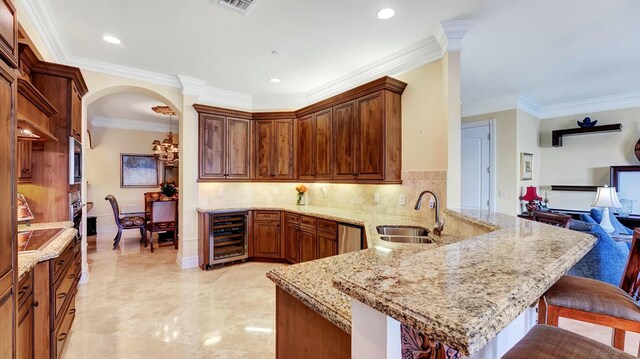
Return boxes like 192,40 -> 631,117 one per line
66,231 -> 640,358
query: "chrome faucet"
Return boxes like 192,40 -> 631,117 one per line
414,190 -> 445,236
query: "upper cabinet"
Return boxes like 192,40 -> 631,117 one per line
195,105 -> 252,180
194,76 -> 406,184
0,0 -> 18,68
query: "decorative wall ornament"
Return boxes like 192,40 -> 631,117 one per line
577,116 -> 597,128
520,153 -> 534,181
121,154 -> 159,188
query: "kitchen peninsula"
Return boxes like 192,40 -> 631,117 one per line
265,208 -> 596,358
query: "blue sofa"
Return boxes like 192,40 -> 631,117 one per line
567,208 -> 632,286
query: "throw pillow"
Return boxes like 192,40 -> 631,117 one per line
589,208 -> 633,235
569,219 -> 595,232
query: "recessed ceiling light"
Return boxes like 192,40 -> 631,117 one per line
271,50 -> 279,56
270,78 -> 281,83
102,35 -> 121,44
377,8 -> 395,20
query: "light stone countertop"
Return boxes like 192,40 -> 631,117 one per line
200,205 -> 595,356
17,222 -> 77,280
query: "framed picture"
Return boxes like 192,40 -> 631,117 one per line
121,154 -> 159,188
520,153 -> 534,181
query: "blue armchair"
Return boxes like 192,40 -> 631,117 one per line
566,209 -> 632,286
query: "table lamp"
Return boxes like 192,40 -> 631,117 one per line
592,185 -> 622,234
520,186 -> 542,213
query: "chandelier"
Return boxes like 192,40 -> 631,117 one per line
151,106 -> 179,167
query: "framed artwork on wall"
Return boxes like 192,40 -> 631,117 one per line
121,154 -> 159,188
520,153 -> 534,181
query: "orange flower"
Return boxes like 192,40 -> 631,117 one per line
295,185 -> 308,194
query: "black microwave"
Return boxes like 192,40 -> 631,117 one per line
69,137 -> 82,184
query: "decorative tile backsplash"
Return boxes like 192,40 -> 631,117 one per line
198,171 -> 447,219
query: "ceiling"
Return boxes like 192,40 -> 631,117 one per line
27,0 -> 640,115
88,92 -> 179,132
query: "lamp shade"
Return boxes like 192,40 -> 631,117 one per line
592,185 -> 622,208
521,186 -> 542,201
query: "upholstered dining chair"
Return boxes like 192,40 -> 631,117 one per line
105,195 -> 147,250
144,198 -> 178,253
538,228 -> 640,354
532,211 -> 572,228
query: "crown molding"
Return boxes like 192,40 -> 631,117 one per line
252,93 -> 309,112
538,91 -> 640,119
199,84 -> 253,111
177,75 -> 206,97
69,55 -> 181,88
434,20 -> 474,54
19,0 -> 69,62
91,116 -> 178,133
516,95 -> 543,118
305,36 -> 442,104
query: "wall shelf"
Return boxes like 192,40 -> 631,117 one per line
552,124 -> 623,147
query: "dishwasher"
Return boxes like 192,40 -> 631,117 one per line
338,223 -> 363,254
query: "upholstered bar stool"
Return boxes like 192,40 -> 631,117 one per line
502,325 -> 634,358
538,228 -> 640,353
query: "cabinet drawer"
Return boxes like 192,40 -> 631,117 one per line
17,270 -> 33,307
54,261 -> 76,321
54,289 -> 76,359
53,243 -> 74,282
317,219 -> 337,235
300,215 -> 317,229
284,212 -> 299,224
254,211 -> 281,221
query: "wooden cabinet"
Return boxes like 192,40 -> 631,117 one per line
252,211 -> 281,258
198,111 -> 251,180
332,101 -> 357,180
17,140 -> 32,183
355,91 -> 385,180
283,219 -> 300,264
0,0 -> 18,68
255,119 -> 294,180
317,219 -> 338,259
70,83 -> 82,142
0,286 -> 15,359
17,271 -> 34,359
297,109 -> 332,180
299,227 -> 317,263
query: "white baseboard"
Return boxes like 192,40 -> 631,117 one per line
177,255 -> 199,269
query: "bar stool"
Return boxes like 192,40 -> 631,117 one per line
538,228 -> 640,353
502,325 -> 634,358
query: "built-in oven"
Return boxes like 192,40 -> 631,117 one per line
69,137 -> 82,185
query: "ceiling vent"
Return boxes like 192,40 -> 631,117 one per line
217,0 -> 256,13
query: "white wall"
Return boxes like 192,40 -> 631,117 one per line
86,126 -> 168,233
539,107 -> 640,211
517,110 -> 542,212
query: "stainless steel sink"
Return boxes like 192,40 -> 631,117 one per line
376,225 -> 434,244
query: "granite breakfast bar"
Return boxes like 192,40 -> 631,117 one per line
265,208 -> 596,359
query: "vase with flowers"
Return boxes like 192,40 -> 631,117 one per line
160,181 -> 178,198
295,185 -> 308,206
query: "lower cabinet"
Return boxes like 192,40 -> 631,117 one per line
17,271 -> 34,359
253,211 -> 282,258
283,221 -> 301,264
0,284 -> 15,359
299,228 -> 317,263
317,231 -> 338,259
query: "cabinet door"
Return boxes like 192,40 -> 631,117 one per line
0,59 -> 15,286
332,101 -> 357,180
199,114 -> 226,179
0,288 -> 14,359
314,109 -> 332,180
0,0 -> 18,68
296,115 -> 314,179
16,294 -> 34,359
283,222 -> 300,264
253,221 -> 280,258
70,83 -> 82,142
273,119 -> 294,180
17,140 -> 32,182
355,91 -> 385,180
254,120 -> 273,179
226,118 -> 250,179
317,231 -> 338,259
299,228 -> 317,263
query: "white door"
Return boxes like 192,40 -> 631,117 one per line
461,122 -> 492,210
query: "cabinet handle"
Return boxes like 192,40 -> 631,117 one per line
21,169 -> 28,173
69,309 -> 76,315
57,292 -> 67,300
57,260 -> 65,266
68,273 -> 75,279
57,333 -> 67,341
33,301 -> 39,308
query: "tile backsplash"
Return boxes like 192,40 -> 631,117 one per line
198,171 -> 447,219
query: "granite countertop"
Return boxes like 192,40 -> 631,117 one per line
17,221 -> 77,280
261,206 -> 595,356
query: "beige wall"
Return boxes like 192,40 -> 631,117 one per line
517,110 -> 542,211
539,107 -> 640,211
463,110 -> 519,214
86,126 -> 169,233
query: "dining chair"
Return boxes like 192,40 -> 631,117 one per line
532,211 -> 572,228
145,198 -> 178,253
538,228 -> 640,354
105,194 -> 147,250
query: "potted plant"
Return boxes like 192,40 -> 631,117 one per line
295,185 -> 308,206
160,181 -> 178,198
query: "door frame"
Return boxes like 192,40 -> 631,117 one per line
461,120 -> 496,212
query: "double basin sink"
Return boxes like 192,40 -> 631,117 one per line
376,225 -> 434,244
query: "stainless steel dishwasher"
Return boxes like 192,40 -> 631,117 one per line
338,223 -> 363,254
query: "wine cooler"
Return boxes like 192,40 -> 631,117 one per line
198,211 -> 248,269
